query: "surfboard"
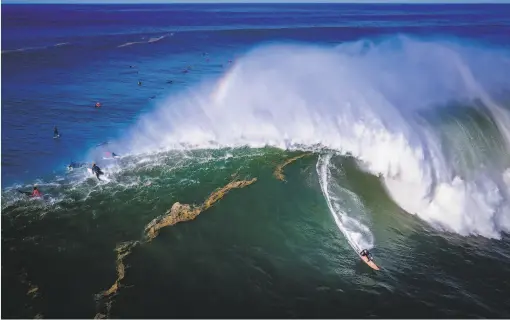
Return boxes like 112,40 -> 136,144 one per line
53,134 -> 60,139
360,255 -> 380,271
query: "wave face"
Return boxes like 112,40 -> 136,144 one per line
317,153 -> 375,253
120,36 -> 510,240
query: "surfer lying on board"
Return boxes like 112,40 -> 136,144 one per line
18,186 -> 42,198
91,163 -> 104,180
360,249 -> 373,261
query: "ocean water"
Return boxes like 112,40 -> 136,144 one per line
2,3 -> 510,318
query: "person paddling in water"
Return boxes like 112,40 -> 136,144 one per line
54,126 -> 60,138
360,249 -> 373,261
32,186 -> 42,197
18,186 -> 42,198
91,162 -> 104,180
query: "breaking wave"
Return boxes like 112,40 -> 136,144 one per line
116,35 -> 510,241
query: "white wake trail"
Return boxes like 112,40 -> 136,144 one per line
316,153 -> 375,253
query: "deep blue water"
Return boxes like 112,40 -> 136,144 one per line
2,3 -> 510,188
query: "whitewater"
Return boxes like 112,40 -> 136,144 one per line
100,35 -> 510,248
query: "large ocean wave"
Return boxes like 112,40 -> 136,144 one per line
118,35 -> 510,240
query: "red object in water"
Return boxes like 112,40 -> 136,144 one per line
95,102 -> 101,108
32,189 -> 42,197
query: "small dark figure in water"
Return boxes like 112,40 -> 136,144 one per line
54,126 -> 59,138
138,81 -> 142,86
104,151 -> 119,158
67,162 -> 87,170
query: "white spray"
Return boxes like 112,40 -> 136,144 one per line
123,35 -> 510,240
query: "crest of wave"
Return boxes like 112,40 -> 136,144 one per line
124,35 -> 510,239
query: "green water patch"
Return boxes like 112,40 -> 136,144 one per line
107,152 -> 364,318
92,150 -> 328,317
1,150 -> 268,318
6,147 -> 492,318
337,155 -> 427,234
